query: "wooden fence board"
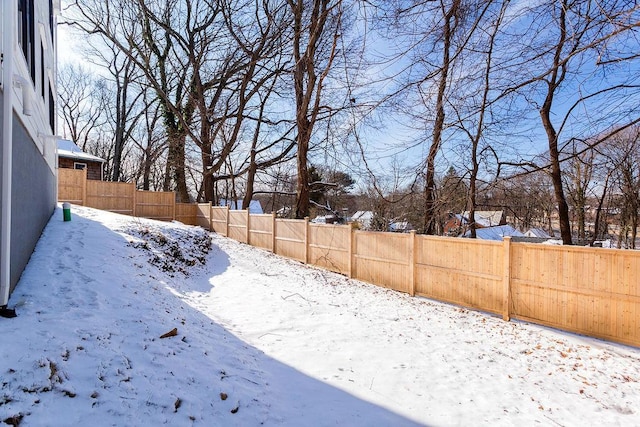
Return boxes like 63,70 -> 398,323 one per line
308,224 -> 350,274
135,190 -> 174,221
275,219 -> 306,262
211,207 -> 228,235
86,181 -> 135,215
249,214 -> 274,251
58,168 -> 86,204
175,203 -> 197,225
196,203 -> 211,230
353,231 -> 411,293
415,236 -> 505,315
510,243 -> 640,347
228,210 -> 248,243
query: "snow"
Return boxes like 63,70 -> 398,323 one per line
2,205 -> 640,426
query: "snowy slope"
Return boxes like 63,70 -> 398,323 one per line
1,205 -> 639,426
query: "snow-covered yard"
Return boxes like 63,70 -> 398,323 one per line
2,205 -> 640,426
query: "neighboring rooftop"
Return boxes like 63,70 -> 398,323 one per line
464,224 -> 524,241
57,139 -> 106,163
461,210 -> 505,227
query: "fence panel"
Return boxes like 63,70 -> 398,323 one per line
195,203 -> 211,230
58,168 -> 86,204
175,203 -> 197,225
135,190 -> 174,221
211,207 -> 228,235
353,231 -> 412,293
308,224 -> 350,274
86,181 -> 135,215
415,236 -> 505,315
249,214 -> 274,251
275,219 -> 306,262
510,243 -> 640,347
228,210 -> 248,243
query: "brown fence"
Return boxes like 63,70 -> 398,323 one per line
58,168 -> 86,204
415,236 -> 507,317
249,214 -> 276,251
58,168 -> 183,222
57,169 -> 640,348
175,203 -> 197,225
509,243 -> 640,346
209,206 -> 640,348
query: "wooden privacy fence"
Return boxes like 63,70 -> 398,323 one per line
57,169 -> 640,348
203,205 -> 640,348
58,168 -> 179,221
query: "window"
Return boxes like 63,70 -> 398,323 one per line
18,0 -> 36,84
74,163 -> 87,170
49,0 -> 54,44
49,85 -> 55,132
41,41 -> 45,99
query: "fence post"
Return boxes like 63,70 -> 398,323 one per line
81,168 -> 87,206
271,212 -> 277,253
225,205 -> 230,237
246,209 -> 251,245
208,202 -> 213,231
132,186 -> 137,217
348,223 -> 355,279
409,230 -> 417,296
304,217 -> 310,264
502,236 -> 512,321
171,192 -> 176,221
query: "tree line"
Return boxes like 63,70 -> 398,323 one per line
60,0 -> 640,246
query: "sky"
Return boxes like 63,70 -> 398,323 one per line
1,204 -> 640,425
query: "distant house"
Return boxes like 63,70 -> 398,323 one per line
444,210 -> 506,235
389,221 -> 413,233
463,225 -> 524,241
351,211 -> 373,229
1,1 -> 59,309
464,210 -> 506,227
219,199 -> 264,215
57,139 -> 106,180
311,215 -> 342,224
524,227 -> 551,238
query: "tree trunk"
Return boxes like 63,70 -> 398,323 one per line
163,129 -> 190,202
243,151 -> 258,211
543,118 -> 572,244
423,0 -> 458,235
111,61 -> 131,182
540,3 -> 572,245
590,173 -> 609,246
295,122 -> 311,218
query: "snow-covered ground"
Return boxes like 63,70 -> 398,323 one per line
2,205 -> 640,426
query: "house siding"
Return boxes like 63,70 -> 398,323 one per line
10,115 -> 56,292
0,90 -> 4,254
1,0 -> 58,302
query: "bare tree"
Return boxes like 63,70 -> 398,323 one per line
382,0 -> 496,234
287,0 -> 344,218
57,63 -> 107,149
602,126 -> 640,248
131,90 -> 167,190
564,139 -> 599,240
505,0 -> 640,244
452,0 -> 509,238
